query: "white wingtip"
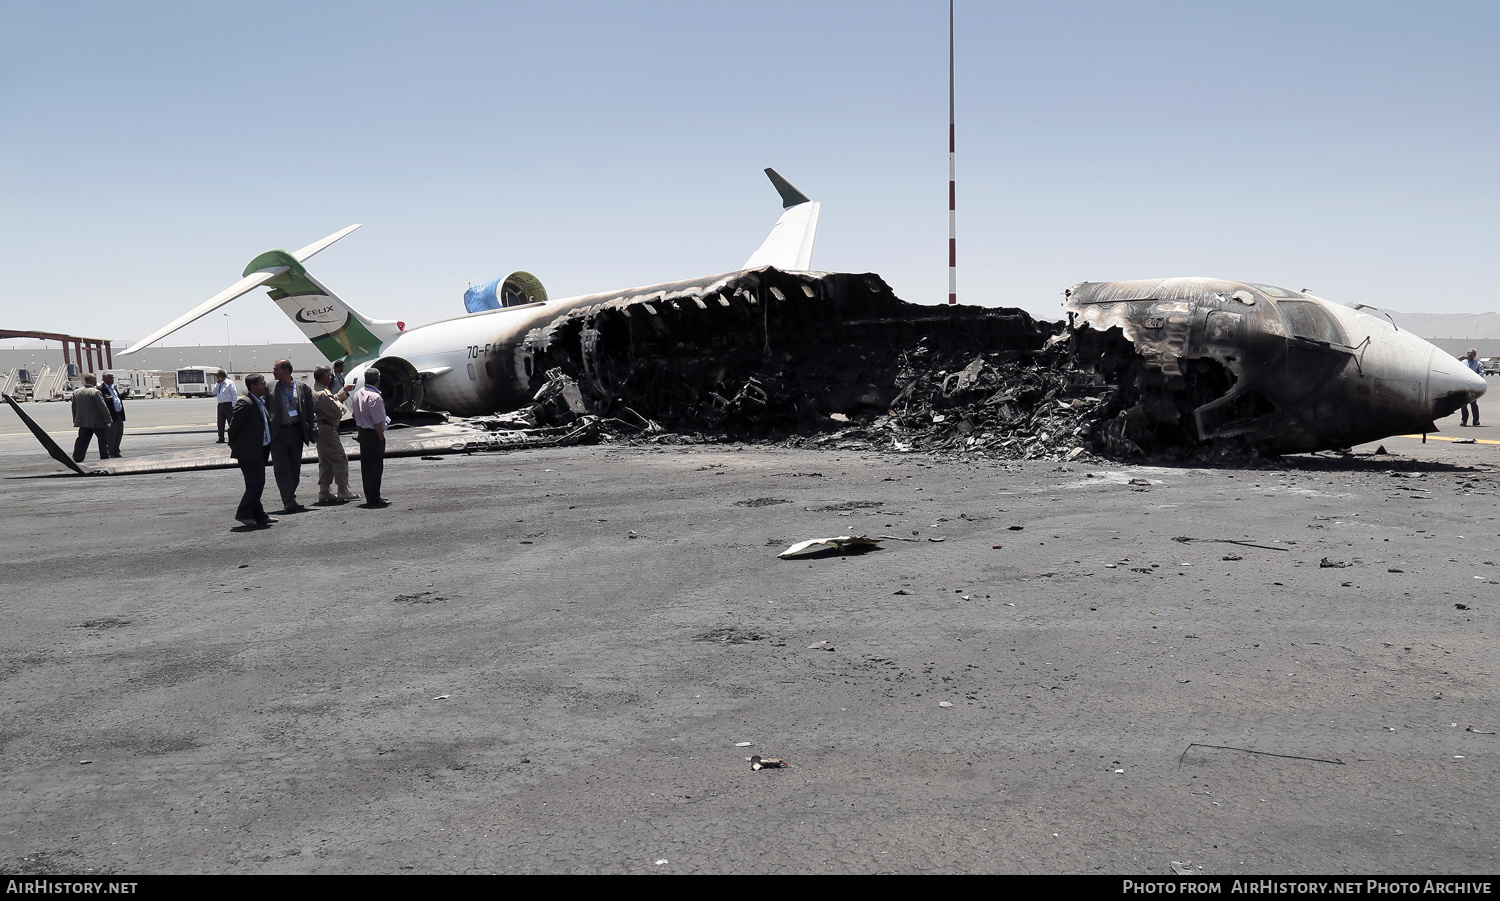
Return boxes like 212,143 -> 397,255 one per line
119,224 -> 362,356
119,267 -> 289,355
293,223 -> 361,262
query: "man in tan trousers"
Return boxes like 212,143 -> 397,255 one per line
312,365 -> 360,503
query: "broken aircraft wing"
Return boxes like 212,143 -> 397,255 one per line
0,389 -> 600,477
742,168 -> 820,272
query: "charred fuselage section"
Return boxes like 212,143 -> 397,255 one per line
515,268 -> 1054,434
398,272 -> 1485,462
1065,278 -> 1487,456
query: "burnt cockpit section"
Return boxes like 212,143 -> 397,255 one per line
1064,278 -> 1435,456
515,268 -> 1055,434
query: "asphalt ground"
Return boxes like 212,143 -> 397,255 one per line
1,398 -> 1497,874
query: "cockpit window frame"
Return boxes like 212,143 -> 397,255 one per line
1274,299 -> 1346,346
1247,283 -> 1307,300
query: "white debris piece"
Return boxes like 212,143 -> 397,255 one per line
778,536 -> 881,559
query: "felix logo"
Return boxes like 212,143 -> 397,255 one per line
295,302 -> 340,325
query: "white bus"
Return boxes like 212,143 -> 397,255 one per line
174,366 -> 221,398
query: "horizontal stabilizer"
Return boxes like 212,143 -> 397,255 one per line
293,223 -> 362,263
120,266 -> 288,355
119,224 -> 363,356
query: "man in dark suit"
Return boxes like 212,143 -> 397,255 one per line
70,374 -> 113,462
227,373 -> 276,527
262,359 -> 317,514
99,372 -> 126,457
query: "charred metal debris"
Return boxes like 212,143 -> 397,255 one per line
448,269 -> 1366,460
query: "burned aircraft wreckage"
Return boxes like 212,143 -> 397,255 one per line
11,161 -> 1486,471
1059,278 -> 1488,457
8,267 -> 1486,476
461,270 -> 1487,461
51,169 -> 1476,475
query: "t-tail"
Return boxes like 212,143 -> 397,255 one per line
119,224 -> 401,363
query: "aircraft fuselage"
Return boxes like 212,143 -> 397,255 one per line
1065,278 -> 1487,455
351,271 -> 753,417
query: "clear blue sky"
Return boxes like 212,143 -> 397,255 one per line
2,1 -> 1496,346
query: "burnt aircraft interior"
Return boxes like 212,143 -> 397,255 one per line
512,267 -> 1050,434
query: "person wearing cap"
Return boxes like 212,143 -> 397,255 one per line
70,374 -> 113,462
213,370 -> 238,443
1459,349 -> 1483,427
312,364 -> 359,503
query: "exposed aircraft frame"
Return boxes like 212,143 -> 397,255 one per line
117,169 -> 830,420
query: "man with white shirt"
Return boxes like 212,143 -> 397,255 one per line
213,370 -> 238,443
349,367 -> 389,507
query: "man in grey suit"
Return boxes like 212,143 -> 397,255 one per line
262,359 -> 317,514
70,374 -> 114,462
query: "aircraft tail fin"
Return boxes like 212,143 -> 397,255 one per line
120,225 -> 400,363
240,243 -> 401,363
743,168 -> 820,272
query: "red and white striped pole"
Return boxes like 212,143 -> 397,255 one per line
948,0 -> 956,305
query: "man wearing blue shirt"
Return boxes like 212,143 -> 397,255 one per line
263,359 -> 317,513
227,374 -> 277,527
1460,349 -> 1483,427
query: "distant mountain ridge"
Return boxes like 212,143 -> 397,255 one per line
1380,309 -> 1500,339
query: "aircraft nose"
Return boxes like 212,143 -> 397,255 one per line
1428,353 -> 1487,419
